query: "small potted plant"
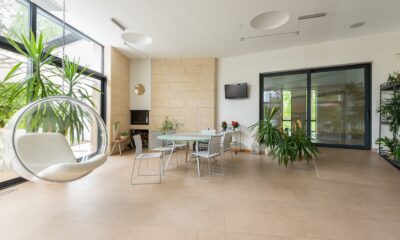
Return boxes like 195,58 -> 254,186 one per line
112,121 -> 120,140
160,116 -> 182,134
120,131 -> 129,141
221,121 -> 227,131
232,121 -> 240,131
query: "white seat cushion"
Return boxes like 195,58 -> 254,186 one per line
152,146 -> 173,152
15,133 -> 107,182
192,151 -> 221,159
173,143 -> 186,148
16,133 -> 77,173
37,153 -> 107,181
137,152 -> 162,160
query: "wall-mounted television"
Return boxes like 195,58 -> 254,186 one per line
130,110 -> 149,125
225,83 -> 248,99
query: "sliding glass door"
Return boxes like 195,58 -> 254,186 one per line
262,73 -> 308,134
260,64 -> 371,149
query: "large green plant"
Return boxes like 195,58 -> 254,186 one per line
289,121 -> 319,162
375,137 -> 400,161
377,80 -> 400,161
248,106 -> 281,149
378,92 -> 400,139
0,83 -> 25,127
272,121 -> 319,166
55,56 -> 101,142
0,31 -> 100,144
3,31 -> 59,104
249,107 -> 319,166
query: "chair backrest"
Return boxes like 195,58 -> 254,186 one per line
222,133 -> 232,152
201,129 -> 216,135
208,135 -> 222,155
15,133 -> 76,172
133,134 -> 143,155
149,131 -> 163,149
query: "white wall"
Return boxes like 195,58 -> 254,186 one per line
130,59 -> 151,110
218,31 -> 400,149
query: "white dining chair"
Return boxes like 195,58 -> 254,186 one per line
218,133 -> 233,174
221,133 -> 232,158
198,129 -> 217,151
166,130 -> 186,151
149,131 -> 175,171
191,135 -> 222,177
131,134 -> 163,185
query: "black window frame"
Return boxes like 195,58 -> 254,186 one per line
0,0 -> 107,189
259,63 -> 372,150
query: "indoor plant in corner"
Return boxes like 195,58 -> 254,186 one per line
248,106 -> 281,155
273,120 -> 319,166
376,72 -> 400,162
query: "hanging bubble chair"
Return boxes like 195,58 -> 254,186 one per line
2,96 -> 108,183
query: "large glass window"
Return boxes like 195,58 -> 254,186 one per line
261,64 -> 371,149
0,0 -> 105,188
311,69 -> 366,145
0,0 -> 29,40
0,48 -> 28,184
37,9 -> 103,72
263,73 -> 308,135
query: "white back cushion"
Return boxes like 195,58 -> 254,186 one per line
15,133 -> 76,173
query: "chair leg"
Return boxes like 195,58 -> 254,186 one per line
111,142 -> 117,155
164,147 -> 174,171
131,157 -> 162,185
130,157 -> 137,184
196,156 -> 201,177
118,143 -> 122,156
207,157 -> 211,175
138,157 -> 143,175
158,157 -> 162,184
220,154 -> 225,176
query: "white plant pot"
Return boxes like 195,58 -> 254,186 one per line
265,146 -> 272,156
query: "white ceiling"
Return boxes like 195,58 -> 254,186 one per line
46,0 -> 400,59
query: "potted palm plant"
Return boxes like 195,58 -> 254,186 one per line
120,131 -> 129,141
0,31 -> 101,144
272,120 -> 319,166
248,106 -> 281,155
377,73 -> 400,162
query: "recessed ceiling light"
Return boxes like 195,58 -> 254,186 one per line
350,22 -> 366,29
121,32 -> 152,46
250,11 -> 290,30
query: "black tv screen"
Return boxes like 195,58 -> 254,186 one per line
225,83 -> 248,99
130,110 -> 149,125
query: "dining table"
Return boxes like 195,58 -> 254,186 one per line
157,133 -> 217,177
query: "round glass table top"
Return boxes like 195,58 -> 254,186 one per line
157,133 -> 215,141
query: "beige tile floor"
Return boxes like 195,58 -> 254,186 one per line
0,148 -> 400,240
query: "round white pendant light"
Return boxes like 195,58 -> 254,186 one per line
250,11 -> 290,30
121,32 -> 152,46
